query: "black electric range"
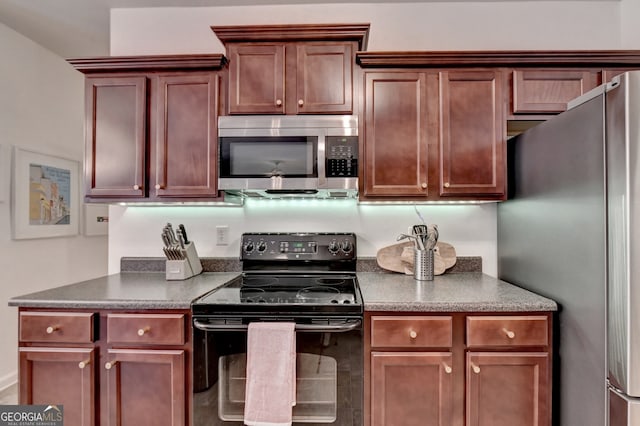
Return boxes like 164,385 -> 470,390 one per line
192,232 -> 362,318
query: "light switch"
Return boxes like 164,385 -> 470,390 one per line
216,225 -> 229,246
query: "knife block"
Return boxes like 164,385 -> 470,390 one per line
166,242 -> 203,281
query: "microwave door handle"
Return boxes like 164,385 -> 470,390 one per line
317,135 -> 326,187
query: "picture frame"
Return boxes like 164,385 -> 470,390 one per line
84,204 -> 109,236
12,147 -> 80,239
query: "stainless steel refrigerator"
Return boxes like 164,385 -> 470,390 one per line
498,71 -> 640,426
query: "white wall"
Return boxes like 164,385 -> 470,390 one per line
621,0 -> 640,48
108,201 -> 498,274
111,1 -> 622,55
0,23 -> 108,390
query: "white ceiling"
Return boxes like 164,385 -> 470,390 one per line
0,0 -> 619,58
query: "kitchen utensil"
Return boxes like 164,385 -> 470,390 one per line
414,205 -> 426,225
413,248 -> 434,281
178,224 -> 190,244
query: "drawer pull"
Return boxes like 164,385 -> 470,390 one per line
276,99 -> 283,106
502,328 -> 516,339
443,363 -> 452,374
137,327 -> 150,336
471,363 -> 481,374
105,361 -> 117,370
421,183 -> 427,189
46,326 -> 60,334
409,330 -> 418,339
78,359 -> 91,369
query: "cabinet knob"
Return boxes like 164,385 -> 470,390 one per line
471,363 -> 481,374
443,182 -> 450,188
409,330 -> 418,339
276,99 -> 283,106
137,327 -> 150,336
155,184 -> 162,190
78,359 -> 91,369
502,328 -> 516,339
421,183 -> 427,189
298,99 -> 304,106
46,325 -> 59,334
105,361 -> 117,370
443,364 -> 452,374
133,184 -> 140,190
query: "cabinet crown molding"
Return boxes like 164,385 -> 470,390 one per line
356,50 -> 640,68
211,23 -> 370,50
67,54 -> 227,73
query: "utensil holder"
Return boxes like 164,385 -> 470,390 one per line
166,242 -> 203,281
414,248 -> 434,281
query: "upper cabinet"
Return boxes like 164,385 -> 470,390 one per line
69,55 -> 226,202
510,69 -> 599,116
212,24 -> 370,115
359,59 -> 506,201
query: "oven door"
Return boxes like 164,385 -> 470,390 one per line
192,317 -> 363,426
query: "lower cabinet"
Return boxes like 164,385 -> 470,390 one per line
466,352 -> 549,426
365,312 -> 552,426
104,349 -> 185,426
371,352 -> 453,426
17,309 -> 190,426
19,347 -> 96,426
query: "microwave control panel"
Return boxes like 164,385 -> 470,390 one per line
326,136 -> 358,178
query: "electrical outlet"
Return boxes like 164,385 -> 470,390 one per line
216,225 -> 229,246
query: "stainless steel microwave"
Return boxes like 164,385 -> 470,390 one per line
217,115 -> 358,199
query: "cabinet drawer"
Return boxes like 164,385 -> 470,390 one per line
371,316 -> 452,348
19,311 -> 95,343
466,316 -> 549,347
107,313 -> 185,345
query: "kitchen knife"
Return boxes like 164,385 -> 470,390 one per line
178,224 -> 189,244
166,223 -> 177,245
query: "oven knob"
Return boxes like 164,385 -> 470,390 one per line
328,240 -> 340,254
244,242 -> 254,253
257,241 -> 267,253
340,240 -> 353,253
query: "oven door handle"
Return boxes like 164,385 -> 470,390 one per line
193,318 -> 361,333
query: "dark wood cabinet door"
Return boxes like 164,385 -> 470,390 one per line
296,43 -> 353,114
363,72 -> 431,197
85,77 -> 146,198
152,73 -> 219,198
512,69 -> 598,114
370,352 -> 453,426
104,349 -> 185,426
227,44 -> 285,114
19,347 -> 96,426
439,70 -> 505,198
466,352 -> 550,426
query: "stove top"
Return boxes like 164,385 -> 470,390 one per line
192,233 -> 361,317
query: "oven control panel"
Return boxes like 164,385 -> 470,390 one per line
241,232 -> 356,260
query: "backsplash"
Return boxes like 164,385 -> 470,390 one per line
109,201 -> 497,276
120,256 -> 482,274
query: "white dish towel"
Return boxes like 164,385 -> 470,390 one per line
244,322 -> 296,426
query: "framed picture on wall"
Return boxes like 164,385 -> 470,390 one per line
12,147 -> 80,239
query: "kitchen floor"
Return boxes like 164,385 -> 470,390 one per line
0,384 -> 18,404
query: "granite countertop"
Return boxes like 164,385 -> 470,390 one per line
357,272 -> 557,312
8,272 -> 239,309
9,270 -> 557,313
